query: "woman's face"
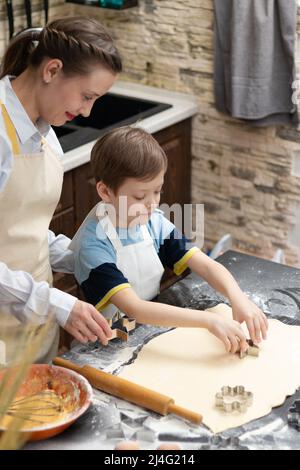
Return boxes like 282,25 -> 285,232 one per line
38,64 -> 117,126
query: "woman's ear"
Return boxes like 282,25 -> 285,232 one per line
42,59 -> 63,84
96,181 -> 112,202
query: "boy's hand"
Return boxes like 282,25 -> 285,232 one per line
231,295 -> 268,344
64,300 -> 112,345
206,313 -> 248,354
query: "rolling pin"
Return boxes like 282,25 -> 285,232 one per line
53,357 -> 202,424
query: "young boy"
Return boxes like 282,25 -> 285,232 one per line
70,126 -> 268,354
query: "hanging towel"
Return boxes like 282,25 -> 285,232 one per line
214,0 -> 299,127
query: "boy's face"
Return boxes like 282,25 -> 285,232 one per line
107,170 -> 165,227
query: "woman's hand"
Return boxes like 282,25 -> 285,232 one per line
206,312 -> 248,354
64,300 -> 112,345
231,295 -> 268,344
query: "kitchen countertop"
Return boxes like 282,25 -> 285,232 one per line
61,81 -> 199,173
26,251 -> 300,450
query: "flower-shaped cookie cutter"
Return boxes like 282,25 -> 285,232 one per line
215,386 -> 253,412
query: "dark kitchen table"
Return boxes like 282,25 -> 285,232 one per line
26,251 -> 300,450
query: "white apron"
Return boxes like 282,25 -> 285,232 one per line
0,101 -> 63,364
70,202 -> 165,320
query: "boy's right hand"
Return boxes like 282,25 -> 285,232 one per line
206,312 -> 248,354
64,300 -> 112,345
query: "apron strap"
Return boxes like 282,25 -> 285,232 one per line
99,214 -> 123,251
140,223 -> 153,242
1,102 -> 20,155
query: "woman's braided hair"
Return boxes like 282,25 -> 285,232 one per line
0,16 -> 122,78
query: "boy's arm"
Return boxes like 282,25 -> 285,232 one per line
109,287 -> 248,354
186,251 -> 268,343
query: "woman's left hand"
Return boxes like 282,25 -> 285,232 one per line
231,295 -> 268,344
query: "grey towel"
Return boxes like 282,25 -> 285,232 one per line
214,0 -> 299,127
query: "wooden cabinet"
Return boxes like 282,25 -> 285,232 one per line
50,118 -> 192,297
154,119 -> 191,208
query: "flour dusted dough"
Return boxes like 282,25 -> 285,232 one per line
120,304 -> 300,433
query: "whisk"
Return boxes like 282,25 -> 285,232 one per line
0,390 -> 64,424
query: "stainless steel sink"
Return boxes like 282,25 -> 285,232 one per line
53,93 -> 172,152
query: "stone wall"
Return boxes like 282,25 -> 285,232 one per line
0,0 -> 67,43
1,0 -> 300,265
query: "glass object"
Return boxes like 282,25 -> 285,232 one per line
65,0 -> 138,8
99,0 -> 124,6
99,0 -> 137,8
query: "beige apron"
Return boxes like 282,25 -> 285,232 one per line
0,102 -> 64,364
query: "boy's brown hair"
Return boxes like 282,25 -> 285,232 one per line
91,126 -> 168,192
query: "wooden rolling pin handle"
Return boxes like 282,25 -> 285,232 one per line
54,357 -> 171,414
167,403 -> 202,424
54,357 -> 81,374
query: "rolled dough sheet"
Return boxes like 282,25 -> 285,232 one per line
120,304 -> 300,433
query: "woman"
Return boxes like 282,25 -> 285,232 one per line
0,17 -> 122,363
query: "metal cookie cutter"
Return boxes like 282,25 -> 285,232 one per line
239,339 -> 259,359
215,386 -> 253,412
287,399 -> 300,431
108,314 -> 136,341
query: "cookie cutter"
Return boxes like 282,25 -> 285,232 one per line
200,436 -> 248,450
239,339 -> 259,359
108,314 -> 136,341
215,385 -> 253,412
287,399 -> 300,431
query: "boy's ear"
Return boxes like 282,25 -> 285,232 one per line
96,181 -> 112,202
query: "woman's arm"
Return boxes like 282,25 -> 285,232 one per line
48,230 -> 74,274
0,260 -> 76,326
187,251 -> 268,343
0,261 -> 112,344
110,287 -> 248,353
